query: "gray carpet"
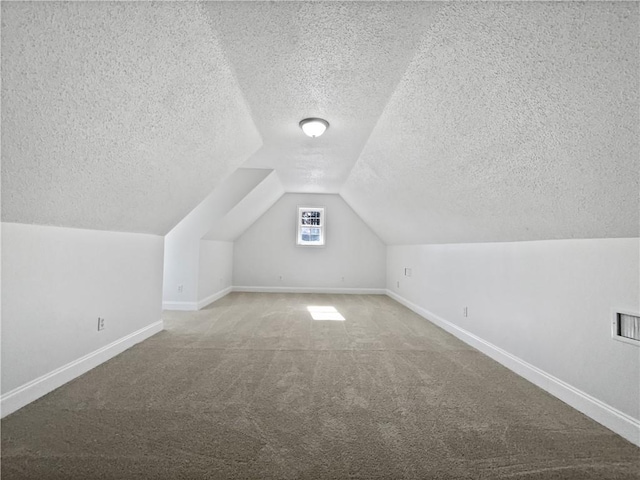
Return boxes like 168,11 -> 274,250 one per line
2,293 -> 639,479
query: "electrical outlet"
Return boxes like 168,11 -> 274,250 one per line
404,268 -> 412,277
177,284 -> 183,293
97,317 -> 105,331
463,307 -> 468,317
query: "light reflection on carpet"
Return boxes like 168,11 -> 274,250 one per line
307,306 -> 345,321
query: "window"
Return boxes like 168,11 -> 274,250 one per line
297,206 -> 325,246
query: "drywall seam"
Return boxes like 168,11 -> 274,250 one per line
386,290 -> 640,447
0,320 -> 163,418
233,286 -> 386,295
197,286 -> 233,310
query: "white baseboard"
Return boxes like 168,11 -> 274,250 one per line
0,320 -> 163,418
162,300 -> 197,311
165,285 -> 384,309
163,286 -> 232,311
197,286 -> 232,310
386,289 -> 640,447
233,286 -> 386,294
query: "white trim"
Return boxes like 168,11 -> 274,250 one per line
197,286 -> 232,310
163,287 -> 232,311
162,301 -> 197,311
233,286 -> 386,295
386,289 -> 640,447
296,205 -> 325,247
1,320 -> 163,418
611,309 -> 640,347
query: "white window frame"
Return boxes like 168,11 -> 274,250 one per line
296,206 -> 325,246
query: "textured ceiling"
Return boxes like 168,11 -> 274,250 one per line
2,2 -> 638,243
203,1 -> 439,193
1,2 -> 261,234
342,1 -> 639,243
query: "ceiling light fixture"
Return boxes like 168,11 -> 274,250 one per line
299,118 -> 329,138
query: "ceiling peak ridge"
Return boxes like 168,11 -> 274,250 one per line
341,1 -> 450,192
197,1 -> 264,143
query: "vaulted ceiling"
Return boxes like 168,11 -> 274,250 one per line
2,2 -> 638,243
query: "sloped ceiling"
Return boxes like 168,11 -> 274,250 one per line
203,1 -> 438,193
203,171 -> 285,242
1,2 -> 261,235
2,2 -> 638,244
341,2 -> 639,244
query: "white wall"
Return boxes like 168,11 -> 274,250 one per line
204,171 -> 285,242
387,238 -> 640,443
197,240 -> 233,306
163,168 -> 280,308
234,193 -> 386,291
163,234 -> 200,305
1,223 -> 164,412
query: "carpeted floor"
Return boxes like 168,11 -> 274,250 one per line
2,293 -> 639,479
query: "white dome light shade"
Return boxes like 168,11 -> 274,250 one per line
299,118 -> 329,137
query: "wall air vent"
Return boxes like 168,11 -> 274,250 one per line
612,311 -> 640,346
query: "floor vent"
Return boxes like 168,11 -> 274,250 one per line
612,311 -> 640,346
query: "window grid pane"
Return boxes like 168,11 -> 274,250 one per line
297,207 -> 324,246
